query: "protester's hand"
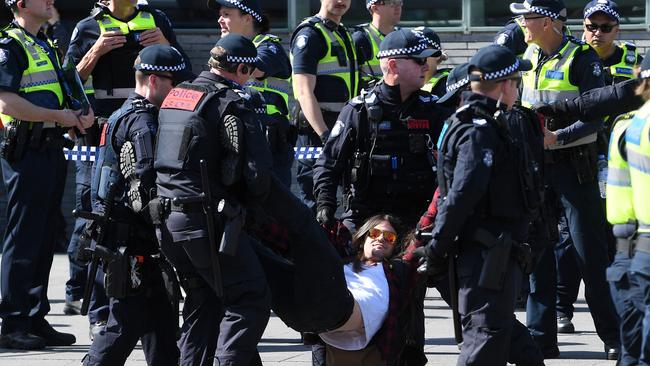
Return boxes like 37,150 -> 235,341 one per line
139,28 -> 170,46
316,206 -> 335,229
412,245 -> 447,281
91,31 -> 127,57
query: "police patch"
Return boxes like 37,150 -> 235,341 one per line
295,35 -> 308,50
269,44 -> 278,54
0,49 -> 8,65
482,149 -> 494,167
330,120 -> 345,138
592,62 -> 602,77
626,54 -> 636,64
473,118 -> 487,126
496,33 -> 509,46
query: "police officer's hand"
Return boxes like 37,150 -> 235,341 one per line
92,31 -> 127,57
55,109 -> 94,134
139,28 -> 170,47
543,127 -> 558,148
316,206 -> 335,229
412,245 -> 447,281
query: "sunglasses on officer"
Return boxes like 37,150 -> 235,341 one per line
367,228 -> 398,245
392,57 -> 428,66
585,22 -> 618,33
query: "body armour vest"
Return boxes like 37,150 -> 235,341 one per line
155,81 -> 237,199
605,42 -> 639,85
348,90 -> 438,212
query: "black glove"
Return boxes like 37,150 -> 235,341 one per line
532,101 -> 577,130
412,245 -> 448,282
316,206 -> 335,229
319,130 -> 330,145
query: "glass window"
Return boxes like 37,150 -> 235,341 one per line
308,0 -> 462,28
471,0 -> 645,27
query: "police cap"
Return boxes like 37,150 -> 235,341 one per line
212,34 -> 259,65
377,29 -> 436,59
584,0 -> 620,22
510,0 -> 567,21
134,45 -> 193,83
639,51 -> 650,79
4,0 -> 17,7
412,27 -> 443,58
468,45 -> 532,81
207,0 -> 263,23
437,63 -> 471,104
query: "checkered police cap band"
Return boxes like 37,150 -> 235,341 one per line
223,0 -> 263,23
585,4 -> 620,21
640,69 -> 650,79
225,55 -> 259,64
529,6 -> 563,20
481,59 -> 521,80
446,77 -> 470,93
138,62 -> 187,72
377,42 -> 429,58
366,0 -> 380,9
5,0 -> 17,7
412,30 -> 441,50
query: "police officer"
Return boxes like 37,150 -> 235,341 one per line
436,62 -> 471,108
0,0 -> 94,349
495,15 -> 528,57
290,0 -> 358,212
208,0 -> 295,188
555,0 -> 642,336
416,44 -> 537,366
626,56 -> 650,366
510,0 -> 620,358
351,0 -> 401,90
83,44 -> 190,366
155,34 -> 272,366
64,0 -> 188,337
417,27 -> 451,98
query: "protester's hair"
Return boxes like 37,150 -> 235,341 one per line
635,77 -> 650,101
208,46 -> 239,73
253,13 -> 270,34
350,214 -> 402,273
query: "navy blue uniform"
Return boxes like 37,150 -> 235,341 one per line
494,20 -> 528,57
0,23 -> 69,338
524,38 -> 621,354
432,94 -> 537,366
156,72 -> 271,366
84,92 -> 179,365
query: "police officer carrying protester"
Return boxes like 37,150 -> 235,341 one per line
155,34 -> 272,366
625,55 -> 650,366
290,0 -> 358,212
351,0 -> 401,90
554,0 -> 642,337
83,44 -> 191,366
0,0 -> 95,349
64,0 -> 188,337
510,0 -> 620,359
209,0 -> 294,188
415,44 -> 539,366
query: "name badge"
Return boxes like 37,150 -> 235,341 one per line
407,119 -> 430,129
545,70 -> 564,80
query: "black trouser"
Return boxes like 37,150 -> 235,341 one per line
158,214 -> 270,366
83,262 -> 179,366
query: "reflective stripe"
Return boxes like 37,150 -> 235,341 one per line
249,33 -> 292,117
626,101 -> 650,227
607,166 -> 631,187
94,88 -> 133,99
360,24 -> 383,81
639,224 -> 650,234
628,149 -> 650,173
97,11 -> 156,35
422,70 -> 449,93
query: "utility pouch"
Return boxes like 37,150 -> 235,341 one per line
478,231 -> 512,291
101,246 -> 129,299
369,154 -> 392,176
351,151 -> 368,183
0,121 -> 29,162
570,145 -> 597,184
28,122 -> 44,149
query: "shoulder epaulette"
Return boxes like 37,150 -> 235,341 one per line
622,41 -> 636,50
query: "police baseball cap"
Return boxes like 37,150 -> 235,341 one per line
134,45 -> 194,83
510,0 -> 567,21
437,63 -> 471,105
207,0 -> 263,23
4,0 -> 17,7
412,27 -> 443,58
468,45 -> 532,81
212,34 -> 259,65
377,29 -> 436,59
366,0 -> 379,9
639,51 -> 650,79
584,0 -> 620,22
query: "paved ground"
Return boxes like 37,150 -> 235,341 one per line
0,254 -> 618,365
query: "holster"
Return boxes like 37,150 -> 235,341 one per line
219,200 -> 245,256
569,143 -> 598,184
147,197 -> 169,225
100,246 -> 130,299
156,257 -> 182,307
0,121 -> 30,162
473,229 -> 513,291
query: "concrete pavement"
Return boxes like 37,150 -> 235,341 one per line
0,254 -> 618,365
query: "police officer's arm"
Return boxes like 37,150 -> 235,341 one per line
291,28 -> 329,137
430,126 -> 498,255
313,105 -> 358,209
122,112 -> 157,213
567,78 -> 642,122
352,28 -> 371,68
251,38 -> 291,80
68,20 -> 126,81
549,48 -> 605,145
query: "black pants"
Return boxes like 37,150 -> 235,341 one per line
83,267 -> 179,366
158,214 -> 270,366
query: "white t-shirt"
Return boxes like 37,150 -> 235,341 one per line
320,263 -> 390,350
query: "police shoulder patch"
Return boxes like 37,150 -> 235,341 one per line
350,95 -> 364,105
495,33 -> 509,46
472,118 -> 487,126
0,49 -> 9,65
330,120 -> 345,138
295,35 -> 308,50
591,62 -> 602,77
482,149 -> 494,167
